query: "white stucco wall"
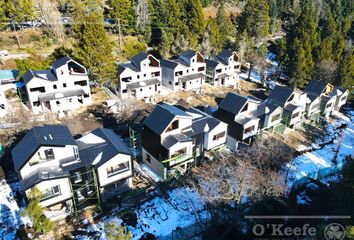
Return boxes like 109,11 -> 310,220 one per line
204,122 -> 227,150
96,153 -> 133,187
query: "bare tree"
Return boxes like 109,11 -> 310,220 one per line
35,0 -> 65,41
135,0 -> 150,28
312,60 -> 337,83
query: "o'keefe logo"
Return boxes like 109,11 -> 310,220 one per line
324,223 -> 345,240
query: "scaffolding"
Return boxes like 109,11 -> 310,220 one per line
129,126 -> 141,160
68,168 -> 101,215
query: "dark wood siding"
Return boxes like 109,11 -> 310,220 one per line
141,127 -> 168,161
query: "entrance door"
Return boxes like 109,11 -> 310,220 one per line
182,82 -> 186,90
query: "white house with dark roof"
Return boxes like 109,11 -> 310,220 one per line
205,49 -> 240,88
11,125 -> 133,220
117,52 -> 162,99
214,93 -> 261,151
161,50 -> 206,91
141,103 -> 226,179
304,80 -> 347,118
21,57 -> 91,114
268,85 -> 307,129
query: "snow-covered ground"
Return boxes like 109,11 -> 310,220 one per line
93,187 -> 207,240
284,110 -> 354,189
0,181 -> 30,240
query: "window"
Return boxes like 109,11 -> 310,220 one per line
271,114 -> 281,122
73,172 -> 82,183
137,75 -> 140,79
122,77 -> 132,82
166,120 -> 179,132
56,100 -> 60,105
106,162 -> 130,177
192,68 -> 194,72
216,68 -> 222,73
146,154 -> 151,163
84,93 -> 90,98
171,147 -> 187,159
244,125 -> 255,134
74,80 -> 88,86
175,71 -> 183,76
241,103 -> 248,112
192,59 -> 195,62
30,87 -> 45,93
292,112 -> 300,119
44,148 -> 55,160
73,147 -> 79,160
63,83 -> 67,88
53,84 -> 57,89
169,81 -> 172,85
152,71 -> 160,77
140,88 -> 143,92
143,74 -> 146,77
326,103 -> 332,109
33,101 -> 40,107
175,82 -> 179,86
198,67 -> 205,72
213,132 -> 225,141
186,70 -> 189,73
42,185 -> 61,200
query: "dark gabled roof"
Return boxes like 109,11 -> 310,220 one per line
304,80 -> 328,96
329,87 -> 348,97
11,125 -> 76,172
186,108 -> 222,136
254,101 -> 281,117
20,169 -> 69,191
22,69 -> 58,84
131,52 -> 149,70
307,93 -> 320,103
284,103 -> 302,112
75,128 -> 131,169
205,59 -> 220,68
268,85 -> 295,105
161,59 -> 179,70
52,56 -> 72,69
217,49 -> 233,65
118,62 -> 140,73
180,50 -> 196,61
218,92 -> 248,115
143,103 -> 192,135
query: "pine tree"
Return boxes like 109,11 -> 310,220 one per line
238,0 -> 270,41
7,0 -> 37,23
216,1 -> 234,44
72,9 -> 115,83
0,0 -> 7,29
335,50 -> 354,90
21,187 -> 54,235
208,18 -> 222,55
288,38 -> 307,88
107,0 -> 136,34
159,30 -> 171,58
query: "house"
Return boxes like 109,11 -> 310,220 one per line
161,50 -> 206,91
205,49 -> 240,88
268,86 -> 307,129
329,87 -> 349,112
304,80 -> 345,117
117,52 -> 162,99
22,57 -> 91,114
305,93 -> 322,123
141,103 -> 226,179
214,93 -> 261,151
254,101 -> 284,131
11,125 -> 133,220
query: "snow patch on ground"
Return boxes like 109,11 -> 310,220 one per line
0,181 -> 31,240
284,111 -> 354,188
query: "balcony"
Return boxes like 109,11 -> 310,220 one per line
59,156 -> 80,167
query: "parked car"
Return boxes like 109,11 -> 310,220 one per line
0,50 -> 8,56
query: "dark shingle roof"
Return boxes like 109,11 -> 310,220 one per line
268,85 -> 295,106
217,49 -> 233,65
186,108 -> 221,136
304,80 -> 328,96
52,56 -> 72,69
11,125 -> 76,172
20,170 -> 69,191
144,103 -> 192,135
205,59 -> 220,68
131,52 -> 149,70
22,69 -> 58,84
219,92 -> 248,115
118,62 -> 140,73
254,102 -> 281,117
75,128 -> 131,169
161,59 -> 179,69
180,50 -> 196,61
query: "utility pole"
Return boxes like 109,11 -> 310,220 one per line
117,18 -> 122,50
11,20 -> 21,48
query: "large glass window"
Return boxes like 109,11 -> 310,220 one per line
42,185 -> 61,201
106,162 -> 130,177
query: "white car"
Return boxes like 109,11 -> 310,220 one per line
0,50 -> 8,56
